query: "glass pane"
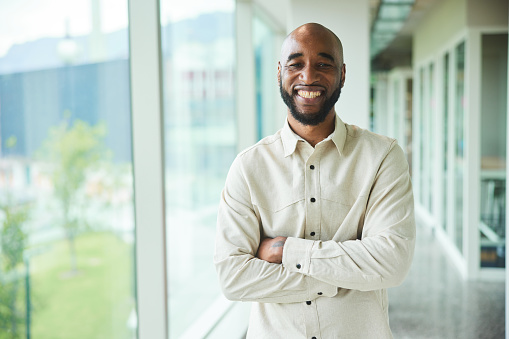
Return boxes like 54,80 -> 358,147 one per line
404,78 -> 413,171
428,63 -> 435,211
393,79 -> 400,140
454,41 -> 465,253
374,20 -> 404,32
159,2 -> 236,337
253,16 -> 279,140
378,4 -> 412,20
0,1 -> 136,338
480,33 -> 507,268
443,53 -> 449,230
419,68 -> 425,206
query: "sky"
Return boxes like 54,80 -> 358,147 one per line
0,0 -> 234,58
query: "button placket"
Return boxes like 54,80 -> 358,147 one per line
305,152 -> 320,241
302,294 -> 321,339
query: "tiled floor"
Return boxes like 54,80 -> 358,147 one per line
389,225 -> 505,339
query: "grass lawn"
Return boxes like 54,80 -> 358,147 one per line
28,232 -> 136,339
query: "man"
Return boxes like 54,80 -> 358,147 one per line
214,23 -> 415,339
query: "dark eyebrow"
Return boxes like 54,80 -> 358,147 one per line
287,53 -> 303,62
318,52 -> 335,62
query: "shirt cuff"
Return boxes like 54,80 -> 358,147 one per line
283,237 -> 338,299
282,237 -> 315,275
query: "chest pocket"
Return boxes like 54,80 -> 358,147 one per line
320,185 -> 359,240
252,184 -> 306,238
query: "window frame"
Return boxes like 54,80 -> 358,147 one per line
129,0 -> 168,337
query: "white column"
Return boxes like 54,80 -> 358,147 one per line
288,0 -> 370,129
465,29 -> 481,279
236,0 -> 258,152
129,0 -> 168,337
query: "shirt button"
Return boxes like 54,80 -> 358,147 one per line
310,198 -> 316,202
317,292 -> 323,295
312,337 -> 317,339
306,301 -> 312,305
310,165 -> 315,170
310,232 -> 315,236
296,264 -> 301,269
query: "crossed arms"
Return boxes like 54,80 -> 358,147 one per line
214,142 -> 416,303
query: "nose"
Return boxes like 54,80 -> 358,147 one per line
299,64 -> 319,84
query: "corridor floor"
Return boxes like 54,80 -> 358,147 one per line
389,225 -> 505,339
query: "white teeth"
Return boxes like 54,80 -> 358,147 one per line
298,90 -> 322,99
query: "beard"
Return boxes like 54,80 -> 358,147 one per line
279,76 -> 342,126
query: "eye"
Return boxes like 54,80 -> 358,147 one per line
318,62 -> 332,68
287,63 -> 303,70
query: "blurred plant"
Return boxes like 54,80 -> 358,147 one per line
38,113 -> 110,273
0,203 -> 28,339
5,136 -> 17,150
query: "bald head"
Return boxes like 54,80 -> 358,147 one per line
281,23 -> 344,66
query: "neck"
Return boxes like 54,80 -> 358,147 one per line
287,111 -> 336,147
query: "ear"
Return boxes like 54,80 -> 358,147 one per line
340,63 -> 346,88
277,62 -> 281,86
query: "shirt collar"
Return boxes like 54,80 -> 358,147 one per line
281,114 -> 347,157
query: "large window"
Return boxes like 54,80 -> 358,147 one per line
158,1 -> 237,337
0,1 -> 136,338
479,33 -> 507,268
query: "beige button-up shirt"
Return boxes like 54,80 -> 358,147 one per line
214,115 -> 415,339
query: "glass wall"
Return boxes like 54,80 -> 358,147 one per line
428,63 -> 435,212
442,53 -> 450,230
0,1 -> 136,338
393,79 -> 400,141
404,78 -> 413,171
454,41 -> 465,254
419,67 -> 425,207
158,1 -> 237,337
479,33 -> 507,268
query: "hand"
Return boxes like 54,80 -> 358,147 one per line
256,236 -> 287,264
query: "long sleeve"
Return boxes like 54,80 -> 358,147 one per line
282,142 -> 416,291
214,156 -> 338,303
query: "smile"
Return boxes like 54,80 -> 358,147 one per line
297,90 -> 322,99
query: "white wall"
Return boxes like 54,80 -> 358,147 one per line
286,0 -> 371,129
413,0 -> 467,63
236,0 -> 258,152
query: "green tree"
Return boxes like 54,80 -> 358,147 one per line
0,203 -> 28,339
39,115 -> 109,273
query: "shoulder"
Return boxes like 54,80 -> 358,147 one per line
236,129 -> 284,162
226,129 -> 284,178
344,123 -> 397,155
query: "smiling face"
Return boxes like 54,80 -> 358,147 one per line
278,24 -> 346,126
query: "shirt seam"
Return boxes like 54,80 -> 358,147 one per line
237,133 -> 282,158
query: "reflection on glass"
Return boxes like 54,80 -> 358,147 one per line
454,41 -> 465,253
443,53 -> 449,230
254,15 -> 279,140
0,1 -> 136,338
479,33 -> 507,268
159,1 -> 236,337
